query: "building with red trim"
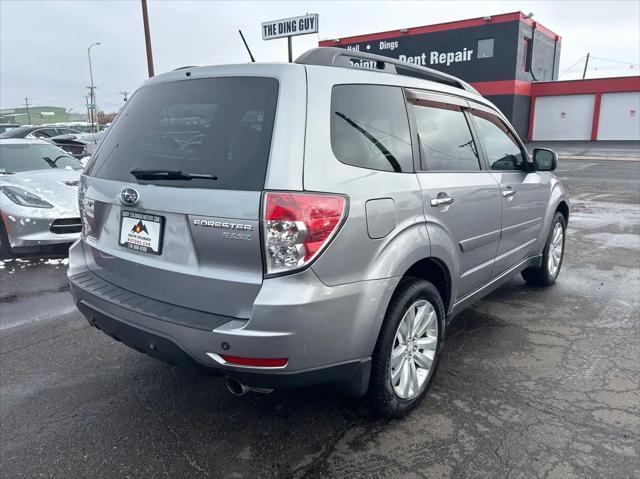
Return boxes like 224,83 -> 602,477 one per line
320,12 -> 640,141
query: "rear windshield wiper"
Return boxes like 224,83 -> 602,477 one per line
130,168 -> 218,181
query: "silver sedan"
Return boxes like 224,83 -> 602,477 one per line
0,138 -> 83,256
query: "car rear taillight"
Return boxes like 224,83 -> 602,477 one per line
78,187 -> 96,238
263,192 -> 347,275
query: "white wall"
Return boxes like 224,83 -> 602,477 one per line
597,92 -> 640,140
532,94 -> 595,140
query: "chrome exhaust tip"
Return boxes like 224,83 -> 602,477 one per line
226,377 -> 250,396
225,377 -> 274,396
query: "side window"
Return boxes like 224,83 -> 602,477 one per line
410,100 -> 480,171
330,85 -> 413,173
32,128 -> 56,138
472,111 -> 525,171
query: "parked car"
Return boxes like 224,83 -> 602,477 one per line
0,139 -> 83,256
0,123 -> 20,134
49,131 -> 105,159
68,48 -> 568,417
0,125 -> 80,140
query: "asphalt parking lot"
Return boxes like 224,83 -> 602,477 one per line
1,159 -> 639,478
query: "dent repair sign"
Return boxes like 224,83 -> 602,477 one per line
262,14 -> 319,40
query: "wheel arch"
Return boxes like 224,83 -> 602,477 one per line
556,200 -> 570,223
401,257 -> 453,316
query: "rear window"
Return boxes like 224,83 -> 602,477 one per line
0,126 -> 33,139
86,77 -> 279,190
330,85 -> 413,173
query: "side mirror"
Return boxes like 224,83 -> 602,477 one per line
533,148 -> 558,171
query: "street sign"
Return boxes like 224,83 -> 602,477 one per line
87,104 -> 96,110
261,14 -> 319,41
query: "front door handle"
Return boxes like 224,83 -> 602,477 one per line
430,195 -> 454,207
502,189 -> 517,199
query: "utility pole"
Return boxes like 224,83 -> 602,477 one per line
24,97 -> 32,124
84,95 -> 90,124
582,52 -> 590,79
86,86 -> 96,131
141,0 -> 155,77
119,91 -> 129,102
87,42 -> 100,133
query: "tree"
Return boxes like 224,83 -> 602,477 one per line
97,110 -> 117,125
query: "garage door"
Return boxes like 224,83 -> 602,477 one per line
597,92 -> 640,140
532,94 -> 595,140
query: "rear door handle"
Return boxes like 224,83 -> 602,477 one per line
430,196 -> 454,207
502,189 -> 517,199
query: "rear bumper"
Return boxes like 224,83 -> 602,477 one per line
68,239 -> 398,394
76,300 -> 370,393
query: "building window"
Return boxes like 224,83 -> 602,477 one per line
477,38 -> 494,59
522,37 -> 532,72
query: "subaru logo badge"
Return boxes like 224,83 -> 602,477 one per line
120,187 -> 139,205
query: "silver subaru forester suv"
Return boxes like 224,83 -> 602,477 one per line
69,48 -> 568,417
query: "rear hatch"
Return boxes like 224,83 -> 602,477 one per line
80,75 -> 279,318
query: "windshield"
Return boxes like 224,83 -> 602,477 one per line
85,76 -> 279,190
0,143 -> 83,173
0,125 -> 19,134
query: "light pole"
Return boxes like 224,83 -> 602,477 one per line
87,42 -> 100,133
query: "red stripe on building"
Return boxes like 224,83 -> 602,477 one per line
471,80 -> 532,97
318,11 -> 559,46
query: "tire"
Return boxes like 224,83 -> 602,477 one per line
0,217 -> 12,259
522,211 -> 566,286
370,278 -> 445,418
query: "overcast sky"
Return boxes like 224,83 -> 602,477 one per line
1,0 -> 639,113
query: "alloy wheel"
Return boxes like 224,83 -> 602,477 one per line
389,300 -> 438,400
547,222 -> 564,277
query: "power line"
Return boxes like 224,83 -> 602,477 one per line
99,100 -> 122,106
561,55 -> 639,79
590,55 -> 640,67
560,55 -> 586,76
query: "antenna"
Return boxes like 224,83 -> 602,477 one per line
238,29 -> 256,63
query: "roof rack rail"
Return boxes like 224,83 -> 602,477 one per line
173,65 -> 198,71
295,47 -> 478,94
